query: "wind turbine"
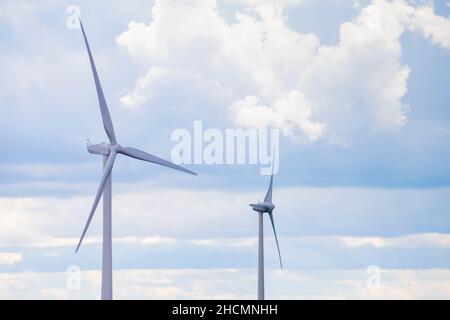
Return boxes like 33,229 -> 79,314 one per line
249,166 -> 282,300
76,20 -> 197,300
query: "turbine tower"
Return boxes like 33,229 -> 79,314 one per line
249,167 -> 282,300
76,20 -> 196,300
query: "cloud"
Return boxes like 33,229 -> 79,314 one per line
0,268 -> 450,299
1,183 -> 449,272
228,0 -> 304,8
188,238 -> 257,247
0,253 -> 23,265
1,185 -> 450,248
117,0 -> 324,142
120,67 -> 165,108
117,0 -> 450,143
0,163 -> 97,180
411,5 -> 450,50
0,235 -> 176,249
230,91 -> 327,142
338,233 -> 450,249
0,0 -> 57,28
0,1 -> 449,297
191,233 -> 450,249
300,0 -> 412,134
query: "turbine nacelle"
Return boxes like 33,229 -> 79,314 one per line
87,142 -> 123,156
249,202 -> 275,213
87,142 -> 110,155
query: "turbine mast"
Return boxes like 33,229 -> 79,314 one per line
258,212 -> 264,300
101,155 -> 113,300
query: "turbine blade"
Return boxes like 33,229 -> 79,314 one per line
264,174 -> 273,203
79,20 -> 117,145
269,211 -> 283,269
119,146 -> 197,176
264,147 -> 276,203
76,152 -> 116,253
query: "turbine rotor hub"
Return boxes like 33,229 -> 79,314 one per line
109,144 -> 122,153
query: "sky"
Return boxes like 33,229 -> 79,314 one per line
0,0 -> 449,299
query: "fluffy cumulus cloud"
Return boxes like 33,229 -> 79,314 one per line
412,5 -> 450,49
117,0 -> 450,143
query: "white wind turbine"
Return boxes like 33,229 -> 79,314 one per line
76,20 -> 196,300
249,165 -> 282,300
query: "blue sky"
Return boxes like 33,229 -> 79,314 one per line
0,0 -> 450,299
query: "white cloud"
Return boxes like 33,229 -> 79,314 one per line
120,66 -> 166,108
411,5 -> 450,50
115,235 -> 177,245
228,0 -> 304,8
1,185 -> 450,249
189,237 -> 257,247
117,0 -> 450,143
0,253 -> 23,265
300,0 -> 413,134
230,91 -> 326,142
0,268 -> 449,299
338,233 -> 450,248
116,0 -> 324,142
188,233 -> 450,250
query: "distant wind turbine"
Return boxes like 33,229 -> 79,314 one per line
76,20 -> 196,300
249,165 -> 282,300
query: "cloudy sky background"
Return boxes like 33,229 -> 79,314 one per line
0,0 -> 450,299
